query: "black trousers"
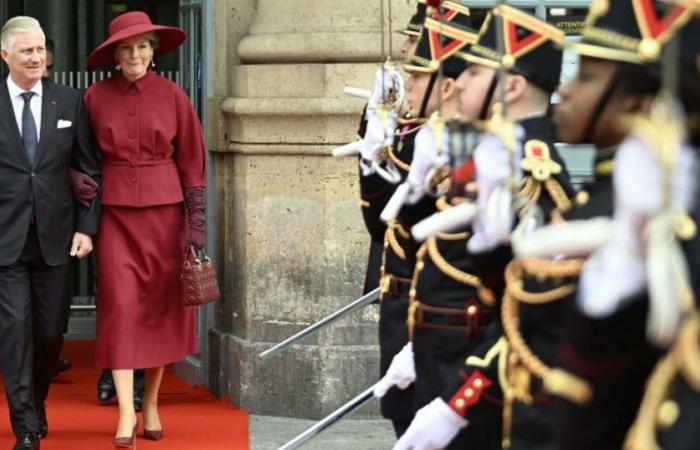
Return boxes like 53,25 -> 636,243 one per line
0,224 -> 71,435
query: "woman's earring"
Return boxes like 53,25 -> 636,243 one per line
115,64 -> 121,71
151,60 -> 156,69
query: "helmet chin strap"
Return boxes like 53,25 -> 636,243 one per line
581,67 -> 622,144
418,72 -> 439,118
478,72 -> 499,120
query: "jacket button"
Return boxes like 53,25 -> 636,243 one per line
130,177 -> 137,184
128,111 -> 135,117
30,172 -> 35,177
128,133 -> 136,139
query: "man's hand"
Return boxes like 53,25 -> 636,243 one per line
69,169 -> 98,207
70,232 -> 93,259
368,66 -> 404,111
393,398 -> 468,450
373,342 -> 416,398
361,108 -> 398,167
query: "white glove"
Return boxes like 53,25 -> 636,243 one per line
373,342 -> 416,398
360,108 -> 398,176
405,125 -> 450,204
512,218 -> 614,258
412,202 -> 477,242
578,243 -> 647,318
368,66 -> 405,111
467,129 -> 524,253
393,398 -> 468,450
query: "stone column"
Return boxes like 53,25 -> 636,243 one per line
208,0 -> 415,418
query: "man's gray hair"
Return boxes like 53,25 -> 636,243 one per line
1,16 -> 45,51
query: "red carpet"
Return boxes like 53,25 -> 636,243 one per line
0,341 -> 249,449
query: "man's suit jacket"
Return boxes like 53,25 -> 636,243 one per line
0,79 -> 100,266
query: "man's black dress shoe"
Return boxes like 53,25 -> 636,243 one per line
98,369 -> 117,405
13,432 -> 39,450
53,358 -> 72,377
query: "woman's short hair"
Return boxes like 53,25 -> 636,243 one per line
1,16 -> 45,52
144,31 -> 160,51
118,31 -> 160,51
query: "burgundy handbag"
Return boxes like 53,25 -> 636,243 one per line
181,246 -> 221,306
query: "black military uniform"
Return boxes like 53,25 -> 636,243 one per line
520,2 -> 693,450
626,13 -> 700,450
358,1 -> 427,295
357,0 -> 428,431
373,2 -> 473,433
432,6 -> 576,450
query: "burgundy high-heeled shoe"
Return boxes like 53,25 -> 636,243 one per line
113,420 -> 138,449
143,428 -> 163,441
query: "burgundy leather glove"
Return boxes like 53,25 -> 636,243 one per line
184,186 -> 206,251
69,169 -> 98,207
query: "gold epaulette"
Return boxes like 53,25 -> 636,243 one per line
520,140 -> 562,182
518,140 -> 573,213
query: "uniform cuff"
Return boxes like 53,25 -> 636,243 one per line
446,370 -> 492,417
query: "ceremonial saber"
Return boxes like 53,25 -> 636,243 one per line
278,385 -> 376,450
259,287 -> 381,360
344,86 -> 372,99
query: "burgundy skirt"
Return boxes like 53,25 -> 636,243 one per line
95,203 -> 197,369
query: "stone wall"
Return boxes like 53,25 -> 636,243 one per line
207,0 -> 416,419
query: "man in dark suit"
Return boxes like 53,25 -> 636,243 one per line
0,16 -> 100,450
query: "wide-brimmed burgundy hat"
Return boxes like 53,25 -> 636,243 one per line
87,11 -> 186,69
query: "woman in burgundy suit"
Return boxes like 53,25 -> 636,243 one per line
84,11 -> 206,448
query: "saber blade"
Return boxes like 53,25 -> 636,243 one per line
278,386 -> 376,450
259,287 -> 381,360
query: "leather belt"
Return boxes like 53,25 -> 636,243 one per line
380,274 -> 412,298
413,299 -> 490,337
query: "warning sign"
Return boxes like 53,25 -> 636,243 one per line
553,19 -> 586,35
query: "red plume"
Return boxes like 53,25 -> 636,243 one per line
427,0 -> 442,8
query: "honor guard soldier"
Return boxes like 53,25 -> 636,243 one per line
372,6 -> 484,448
620,12 -> 700,450
395,5 -> 575,449
357,0 -> 427,295
505,2 -> 695,450
362,1 -> 472,437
